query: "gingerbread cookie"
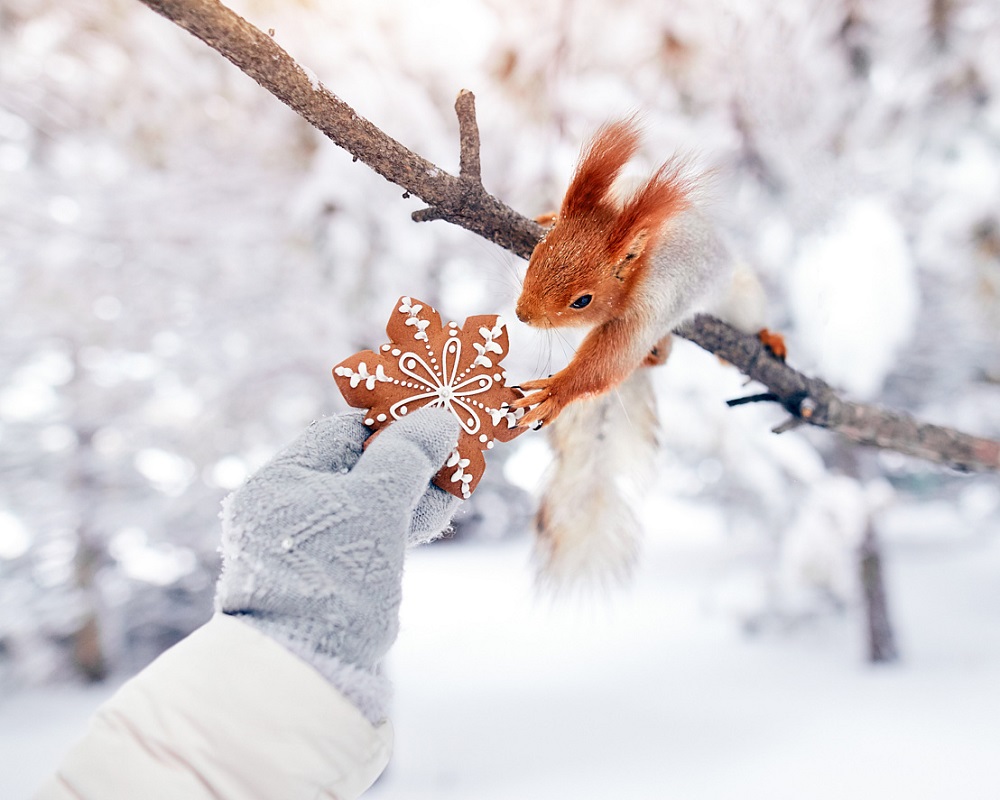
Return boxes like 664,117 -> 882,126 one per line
333,296 -> 526,499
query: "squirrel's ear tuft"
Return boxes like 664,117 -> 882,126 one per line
607,159 -> 690,259
562,118 -> 642,219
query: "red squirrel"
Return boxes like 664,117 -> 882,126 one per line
513,119 -> 783,586
510,118 -> 756,428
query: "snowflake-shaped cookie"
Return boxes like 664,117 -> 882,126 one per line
333,296 -> 526,499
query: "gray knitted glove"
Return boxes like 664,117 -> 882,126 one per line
215,408 -> 461,724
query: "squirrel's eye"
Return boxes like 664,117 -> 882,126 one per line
569,294 -> 592,309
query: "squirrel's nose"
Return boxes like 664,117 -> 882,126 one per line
515,304 -> 529,324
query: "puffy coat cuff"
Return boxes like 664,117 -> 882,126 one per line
37,614 -> 392,800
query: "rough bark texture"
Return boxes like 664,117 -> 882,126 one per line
137,0 -> 1000,473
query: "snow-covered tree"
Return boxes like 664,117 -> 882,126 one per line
2,0 -> 998,683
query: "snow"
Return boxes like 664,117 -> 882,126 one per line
301,65 -> 322,92
3,504 -> 999,799
2,0 -> 1000,795
789,198 -> 919,399
0,682 -> 120,799
375,520 -> 1000,800
0,511 -> 32,561
133,447 -> 196,495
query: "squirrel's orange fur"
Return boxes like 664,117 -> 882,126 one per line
513,119 -> 693,428
515,120 -> 784,587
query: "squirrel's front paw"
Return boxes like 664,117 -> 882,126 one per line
511,378 -> 564,429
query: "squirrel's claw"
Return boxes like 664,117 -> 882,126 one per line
517,398 -> 564,429
516,377 -> 553,393
511,377 -> 564,428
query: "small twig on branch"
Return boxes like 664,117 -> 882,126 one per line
727,392 -> 781,407
412,90 -> 484,224
455,89 -> 482,182
137,0 -> 542,259
771,417 -> 806,435
678,315 -> 1000,472
136,0 -> 1000,473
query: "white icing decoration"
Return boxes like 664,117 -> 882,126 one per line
399,296 -> 431,341
445,449 -> 473,498
472,322 -> 505,368
385,318 -> 505,437
505,406 -> 525,428
399,296 -> 422,315
336,301 -> 520,500
335,362 -> 392,391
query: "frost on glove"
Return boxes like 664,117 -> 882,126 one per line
214,409 -> 460,723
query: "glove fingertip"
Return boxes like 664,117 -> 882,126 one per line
370,407 -> 460,470
407,485 -> 462,546
271,413 -> 369,473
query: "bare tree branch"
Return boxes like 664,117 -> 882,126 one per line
137,0 -> 542,258
136,0 -> 1000,473
679,315 -> 1000,472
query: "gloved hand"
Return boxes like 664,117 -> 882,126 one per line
214,408 -> 461,724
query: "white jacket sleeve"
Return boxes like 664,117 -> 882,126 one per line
36,614 -> 393,800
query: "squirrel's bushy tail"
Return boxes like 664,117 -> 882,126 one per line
533,368 -> 660,591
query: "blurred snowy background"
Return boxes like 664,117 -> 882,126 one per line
2,0 -> 1000,796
